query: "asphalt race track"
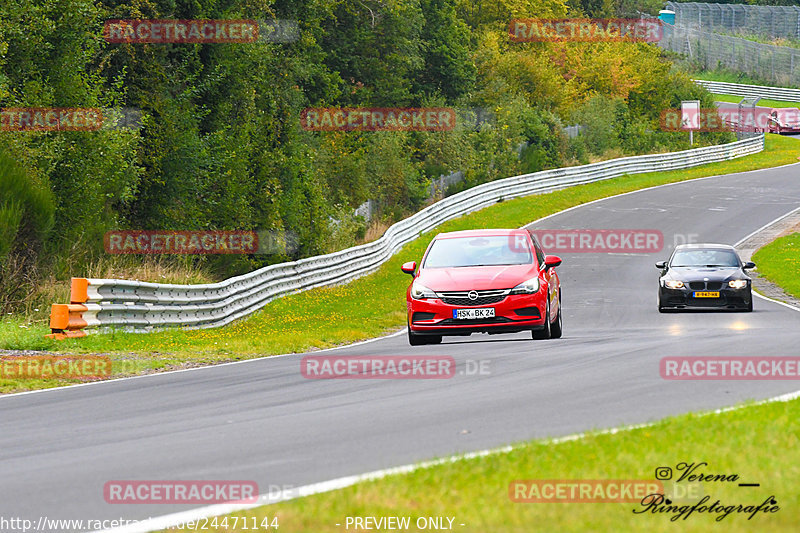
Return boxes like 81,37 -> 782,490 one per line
3,162 -> 800,528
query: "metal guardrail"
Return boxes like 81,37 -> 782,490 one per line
48,136 -> 765,337
695,79 -> 800,103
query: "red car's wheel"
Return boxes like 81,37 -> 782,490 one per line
550,291 -> 563,339
407,326 -> 442,346
532,299 -> 551,340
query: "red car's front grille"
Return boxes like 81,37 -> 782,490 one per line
436,289 -> 509,306
438,317 -> 513,325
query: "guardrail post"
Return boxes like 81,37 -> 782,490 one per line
46,278 -> 91,339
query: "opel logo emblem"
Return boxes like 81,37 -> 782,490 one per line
468,290 -> 479,301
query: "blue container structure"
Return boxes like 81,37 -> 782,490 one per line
659,10 -> 676,25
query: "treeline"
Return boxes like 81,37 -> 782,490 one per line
0,0 -> 730,314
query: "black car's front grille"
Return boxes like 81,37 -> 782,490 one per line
437,289 -> 509,306
687,281 -> 723,291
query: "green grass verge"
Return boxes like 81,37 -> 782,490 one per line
713,94 -> 800,109
161,397 -> 800,532
753,233 -> 800,300
1,135 -> 798,392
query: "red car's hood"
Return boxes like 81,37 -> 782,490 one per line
418,264 -> 538,291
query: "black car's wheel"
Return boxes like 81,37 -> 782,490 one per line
550,292 -> 563,339
745,291 -> 753,312
532,299 -> 552,340
658,294 -> 668,313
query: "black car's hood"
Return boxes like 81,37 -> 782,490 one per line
663,266 -> 749,282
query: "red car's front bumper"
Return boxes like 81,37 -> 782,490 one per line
407,293 -> 548,335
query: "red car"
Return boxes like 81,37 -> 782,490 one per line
767,108 -> 800,134
401,229 -> 563,345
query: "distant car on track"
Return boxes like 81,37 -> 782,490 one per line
401,229 -> 563,345
656,243 -> 754,312
767,108 -> 800,134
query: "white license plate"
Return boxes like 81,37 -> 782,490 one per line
454,308 -> 495,320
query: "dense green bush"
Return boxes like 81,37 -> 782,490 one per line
0,148 -> 56,311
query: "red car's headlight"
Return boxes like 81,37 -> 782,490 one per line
510,277 -> 540,294
410,281 -> 436,299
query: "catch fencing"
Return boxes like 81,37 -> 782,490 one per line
659,23 -> 800,88
666,2 -> 800,40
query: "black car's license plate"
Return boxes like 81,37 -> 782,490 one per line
693,291 -> 720,298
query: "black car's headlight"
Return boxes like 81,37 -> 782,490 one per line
663,280 -> 684,289
728,279 -> 748,289
410,281 -> 436,299
510,277 -> 540,294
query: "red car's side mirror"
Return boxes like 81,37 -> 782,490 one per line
401,261 -> 417,276
543,255 -> 562,270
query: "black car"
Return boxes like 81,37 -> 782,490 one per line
656,244 -> 755,312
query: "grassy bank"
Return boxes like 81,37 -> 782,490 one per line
1,135 -> 799,393
753,233 -> 800,300
161,396 -> 800,532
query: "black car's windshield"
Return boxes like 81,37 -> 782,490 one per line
424,235 -> 533,268
671,249 -> 739,267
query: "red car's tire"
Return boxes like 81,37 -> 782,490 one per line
408,326 -> 442,345
550,292 -> 563,339
532,299 -> 551,340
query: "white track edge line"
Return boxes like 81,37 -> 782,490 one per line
0,329 -> 407,400
97,387 -> 800,533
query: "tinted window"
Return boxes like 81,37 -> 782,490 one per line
424,235 -> 533,268
671,249 -> 739,267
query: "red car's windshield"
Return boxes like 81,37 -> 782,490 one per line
423,235 -> 533,268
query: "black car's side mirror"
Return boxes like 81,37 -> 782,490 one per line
743,261 -> 756,269
655,261 -> 667,269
